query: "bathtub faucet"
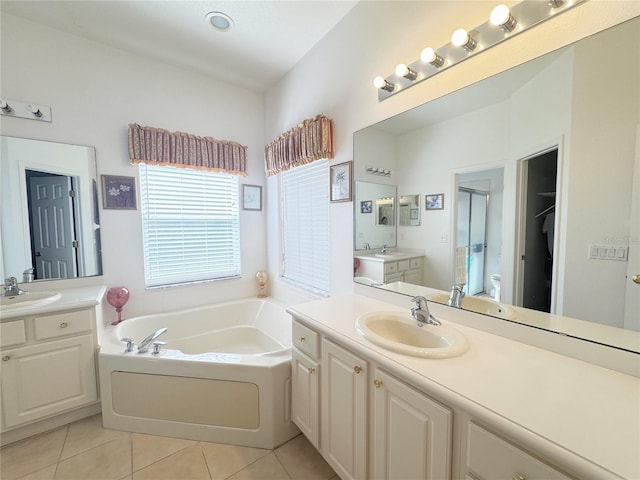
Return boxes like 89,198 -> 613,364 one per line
137,327 -> 168,353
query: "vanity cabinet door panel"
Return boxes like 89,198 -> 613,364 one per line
291,349 -> 320,448
466,422 -> 572,480
372,368 -> 452,480
321,339 -> 368,480
1,335 -> 97,428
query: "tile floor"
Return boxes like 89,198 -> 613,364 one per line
1,414 -> 337,480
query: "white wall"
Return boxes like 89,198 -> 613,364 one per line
1,14 -> 267,320
265,1 -> 638,307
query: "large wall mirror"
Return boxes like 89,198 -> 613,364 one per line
1,136 -> 103,282
353,18 -> 639,352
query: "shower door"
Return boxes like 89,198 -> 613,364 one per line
457,188 -> 488,295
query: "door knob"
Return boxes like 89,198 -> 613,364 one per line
633,274 -> 640,285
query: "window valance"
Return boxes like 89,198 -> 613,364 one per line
128,123 -> 248,176
264,114 -> 333,176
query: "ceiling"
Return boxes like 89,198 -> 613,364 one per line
0,0 -> 358,92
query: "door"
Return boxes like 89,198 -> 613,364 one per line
321,338 -> 367,480
624,126 -> 640,330
457,188 -> 488,295
27,172 -> 78,279
291,350 -> 320,448
519,149 -> 558,312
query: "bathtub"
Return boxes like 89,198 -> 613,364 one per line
98,298 -> 300,449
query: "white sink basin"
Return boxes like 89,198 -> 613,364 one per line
428,293 -> 517,320
0,291 -> 61,310
356,311 -> 468,358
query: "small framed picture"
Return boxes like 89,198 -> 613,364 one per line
330,161 -> 352,202
101,175 -> 137,210
360,200 -> 372,213
425,193 -> 444,210
410,208 -> 419,220
243,184 -> 262,211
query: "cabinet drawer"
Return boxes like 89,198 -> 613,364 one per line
410,257 -> 423,269
293,320 -> 320,359
398,259 -> 410,271
384,262 -> 398,274
1,320 -> 26,347
467,422 -> 571,480
34,310 -> 92,341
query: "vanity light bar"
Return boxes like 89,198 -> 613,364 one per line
374,0 -> 585,101
0,98 -> 52,122
366,166 -> 392,177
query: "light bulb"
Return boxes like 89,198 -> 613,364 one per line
373,76 -> 395,92
395,63 -> 417,81
490,4 -> 517,32
420,47 -> 445,68
451,28 -> 477,51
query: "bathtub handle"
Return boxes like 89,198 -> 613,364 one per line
152,341 -> 167,355
121,338 -> 135,353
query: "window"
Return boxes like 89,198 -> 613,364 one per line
139,164 -> 240,288
281,160 -> 329,294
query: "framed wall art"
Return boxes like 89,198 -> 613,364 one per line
101,175 -> 137,210
330,161 -> 352,202
425,193 -> 444,210
243,184 -> 262,211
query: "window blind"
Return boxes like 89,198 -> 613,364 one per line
139,164 -> 241,287
281,160 -> 329,294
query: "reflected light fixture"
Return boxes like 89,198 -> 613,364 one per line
373,76 -> 395,92
27,104 -> 42,118
395,63 -> 418,81
420,47 -> 446,68
548,0 -> 565,7
0,100 -> 12,113
451,28 -> 477,51
490,4 -> 518,32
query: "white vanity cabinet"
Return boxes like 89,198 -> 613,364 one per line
0,307 -> 99,431
355,254 -> 424,285
372,368 -> 452,480
463,422 -> 572,480
321,338 -> 368,480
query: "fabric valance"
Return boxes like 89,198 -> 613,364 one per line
264,114 -> 333,176
128,123 -> 248,176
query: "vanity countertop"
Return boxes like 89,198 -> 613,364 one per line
287,293 -> 640,479
1,285 -> 106,321
354,251 -> 423,263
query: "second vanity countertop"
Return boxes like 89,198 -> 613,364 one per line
1,285 -> 106,321
287,293 -> 640,479
354,251 -> 423,263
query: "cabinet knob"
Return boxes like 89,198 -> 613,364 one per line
59,322 -> 68,328
354,365 -> 363,374
308,367 -> 315,374
373,378 -> 383,388
298,336 -> 305,342
2,356 -> 10,362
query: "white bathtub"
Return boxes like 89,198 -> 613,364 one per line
99,298 -> 300,449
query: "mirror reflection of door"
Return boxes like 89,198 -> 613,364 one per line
457,188 -> 488,296
376,197 -> 395,226
26,170 -> 79,279
519,148 -> 558,313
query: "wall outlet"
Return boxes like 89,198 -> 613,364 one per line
588,245 -> 628,261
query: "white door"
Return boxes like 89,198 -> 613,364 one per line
624,126 -> 640,330
29,174 -> 77,279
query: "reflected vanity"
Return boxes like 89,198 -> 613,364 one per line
353,18 -> 640,353
1,136 -> 103,282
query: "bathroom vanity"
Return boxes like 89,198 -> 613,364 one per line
288,294 -> 639,480
354,252 -> 424,285
0,285 -> 106,444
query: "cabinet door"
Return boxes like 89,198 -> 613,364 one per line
1,335 -> 97,428
404,268 -> 422,285
321,339 -> 368,480
372,368 -> 452,480
292,349 -> 320,448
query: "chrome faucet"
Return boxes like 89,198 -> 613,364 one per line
380,244 -> 388,254
410,296 -> 441,327
447,284 -> 466,308
137,327 -> 168,353
3,277 -> 25,296
363,242 -> 371,250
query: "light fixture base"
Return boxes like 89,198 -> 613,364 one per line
0,99 -> 52,122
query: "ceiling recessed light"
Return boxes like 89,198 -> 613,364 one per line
205,11 -> 233,32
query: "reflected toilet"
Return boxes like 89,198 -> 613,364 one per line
490,274 -> 501,301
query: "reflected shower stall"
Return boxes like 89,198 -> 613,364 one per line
456,188 -> 488,296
